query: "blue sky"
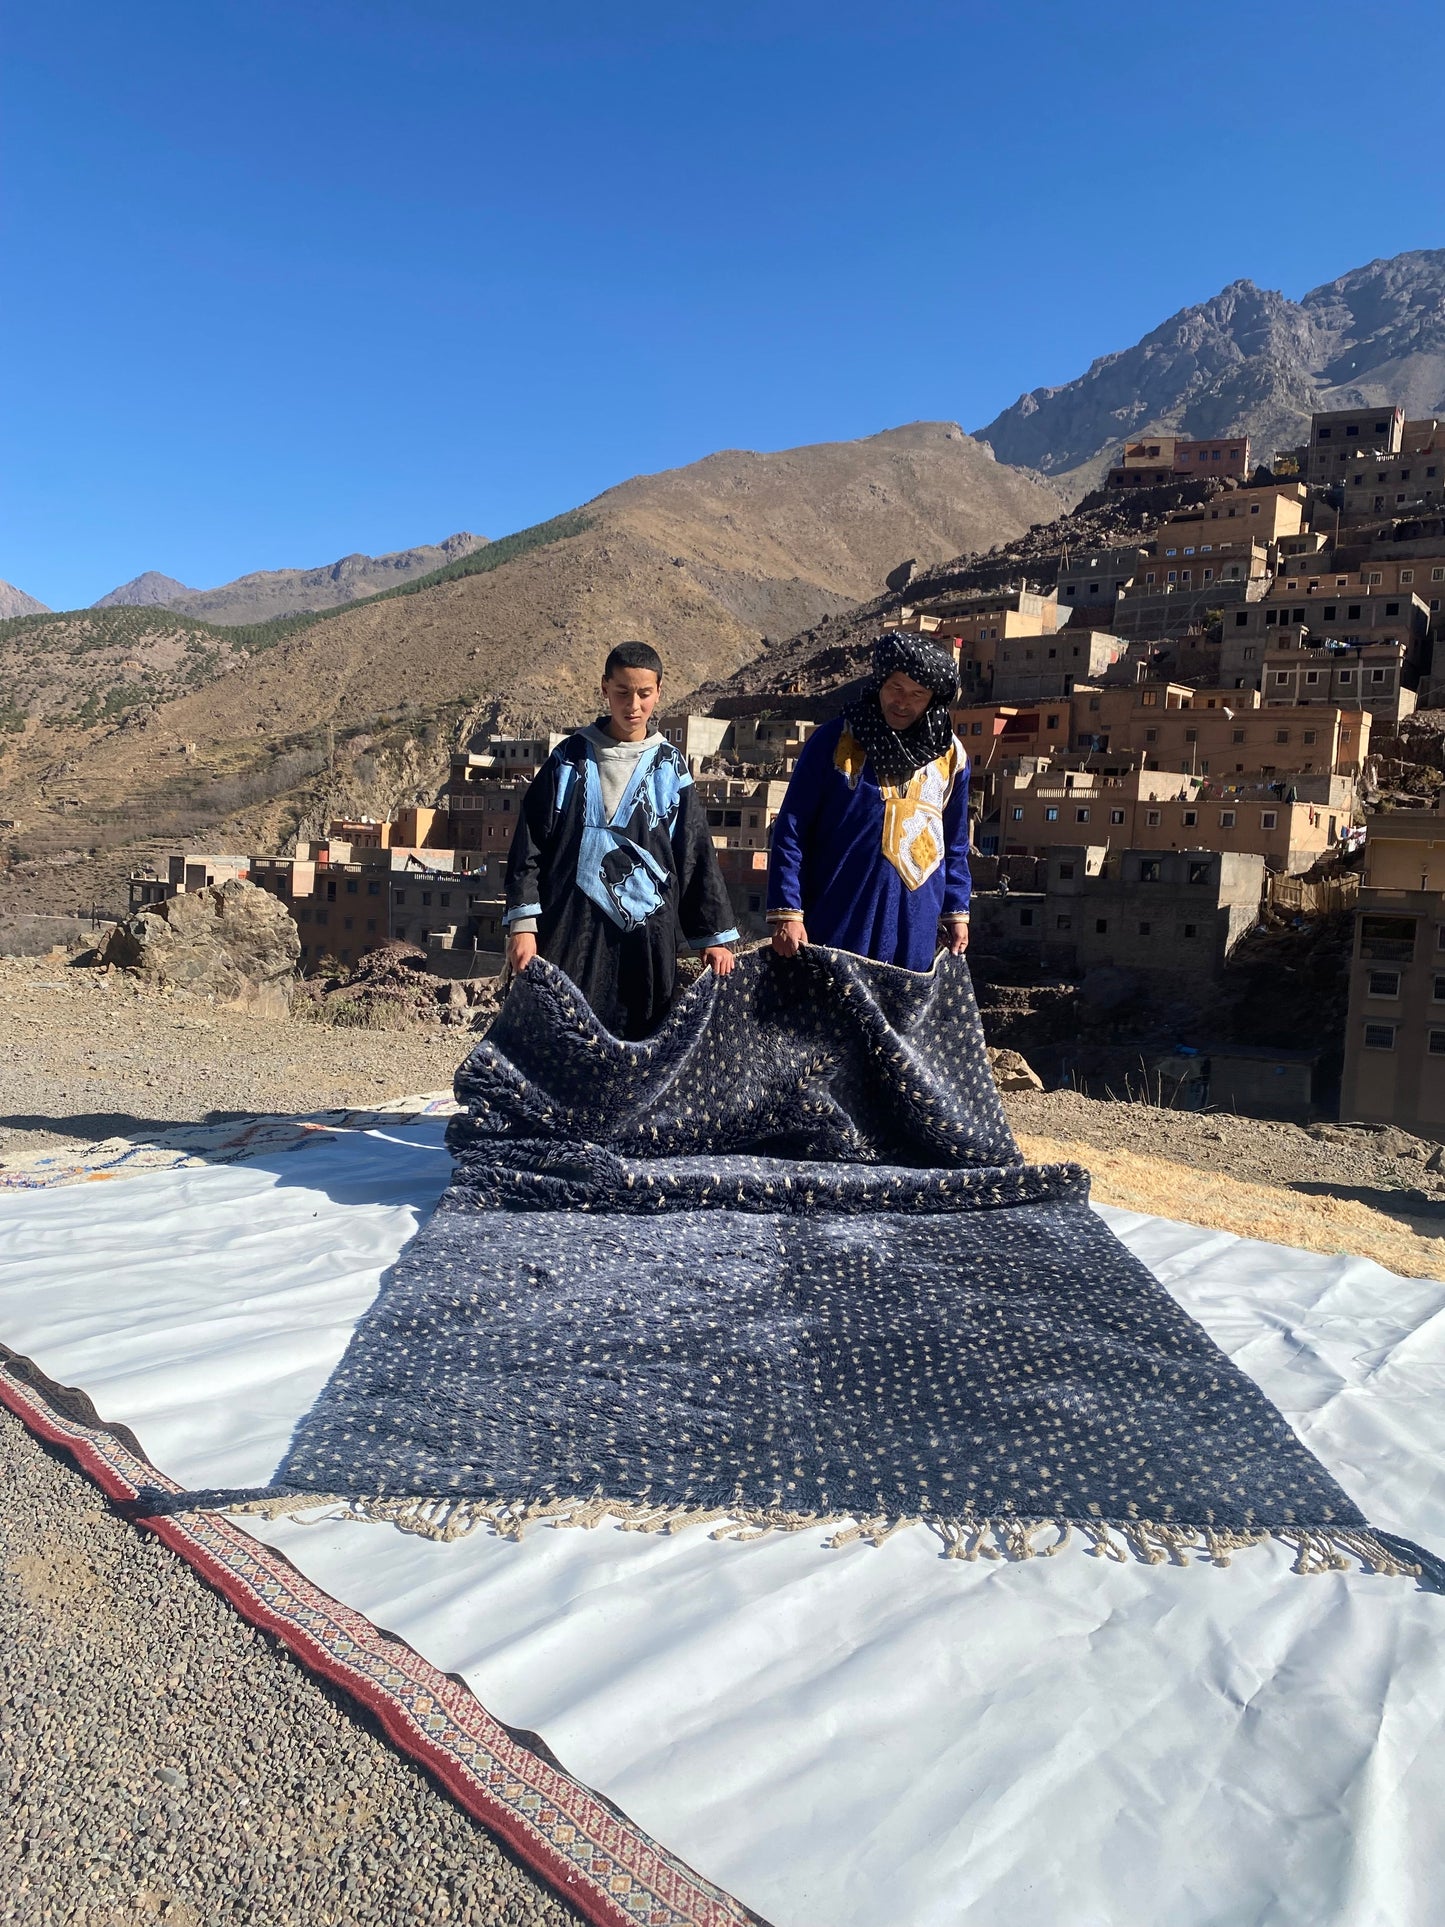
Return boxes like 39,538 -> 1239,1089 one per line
5,0 -> 1444,610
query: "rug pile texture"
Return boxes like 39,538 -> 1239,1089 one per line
184,949 -> 1438,1580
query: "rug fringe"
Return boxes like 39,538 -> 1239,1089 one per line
208,1493 -> 1426,1580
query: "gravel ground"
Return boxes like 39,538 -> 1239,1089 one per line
0,1407 -> 581,1927
0,955 -> 470,1168
1002,1086 -> 1445,1209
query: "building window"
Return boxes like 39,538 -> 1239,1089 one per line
1431,1031 -> 1445,1055
1182,810 -> 1198,827
1095,918 -> 1108,934
1367,970 -> 1401,998
1183,924 -> 1199,938
1432,974 -> 1445,1002
1362,915 -> 1417,960
1146,809 -> 1161,826
1220,810 -> 1236,827
1076,807 -> 1090,823
1019,908 -> 1035,927
421,891 -> 432,906
1363,1023 -> 1397,1051
1011,807 -> 1024,822
1188,861 -> 1210,884
1045,807 -> 1060,822
1110,808 -> 1125,825
367,880 -> 380,896
1261,811 -> 1278,829
1145,728 -> 1158,742
1139,859 -> 1161,881
1138,921 -> 1151,936
1275,729 -> 1290,743
1058,862 -> 1075,879
1056,914 -> 1071,931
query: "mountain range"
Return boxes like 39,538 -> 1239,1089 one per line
976,249 -> 1445,483
6,243 -> 1445,919
91,534 -> 491,625
0,421 -> 1059,911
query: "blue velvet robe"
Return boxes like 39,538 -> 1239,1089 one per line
766,717 -> 971,972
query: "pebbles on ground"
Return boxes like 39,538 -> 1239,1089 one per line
0,1408 -> 581,1926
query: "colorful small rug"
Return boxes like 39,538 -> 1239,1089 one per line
0,1341 -> 764,1927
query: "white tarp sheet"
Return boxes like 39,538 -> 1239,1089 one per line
1,1113 -> 1442,1927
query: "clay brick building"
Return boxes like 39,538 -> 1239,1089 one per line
1340,810 -> 1445,1137
127,852 -> 250,912
1304,406 -> 1404,489
1105,436 -> 1250,488
969,844 -> 1265,984
986,765 -> 1348,871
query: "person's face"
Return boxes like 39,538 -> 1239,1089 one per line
601,666 -> 661,740
878,670 -> 934,732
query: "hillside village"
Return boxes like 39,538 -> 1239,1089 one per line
108,402 -> 1445,1143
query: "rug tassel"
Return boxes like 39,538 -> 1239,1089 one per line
198,1492 -> 1439,1585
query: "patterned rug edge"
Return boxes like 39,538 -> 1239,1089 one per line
157,1482 -> 1438,1583
0,1351 -> 766,1927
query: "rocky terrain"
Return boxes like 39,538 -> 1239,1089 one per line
976,248 -> 1445,481
0,422 -> 1060,917
0,579 -> 48,621
691,476 -> 1206,716
95,534 -> 489,625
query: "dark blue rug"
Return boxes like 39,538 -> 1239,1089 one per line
172,949 -> 1441,1581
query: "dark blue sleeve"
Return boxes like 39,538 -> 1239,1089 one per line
942,749 -> 972,917
765,727 -> 833,916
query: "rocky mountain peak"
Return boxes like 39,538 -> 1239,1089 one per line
975,246 -> 1445,482
92,571 -> 193,610
0,579 -> 49,621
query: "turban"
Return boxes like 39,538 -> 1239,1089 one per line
842,631 -> 958,785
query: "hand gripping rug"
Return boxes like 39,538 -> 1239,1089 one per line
171,947 -> 1443,1584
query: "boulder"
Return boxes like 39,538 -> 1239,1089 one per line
987,1046 -> 1044,1093
94,879 -> 299,1014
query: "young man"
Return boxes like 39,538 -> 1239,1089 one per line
766,631 -> 971,971
504,642 -> 738,1038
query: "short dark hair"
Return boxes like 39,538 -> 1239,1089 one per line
602,641 -> 663,683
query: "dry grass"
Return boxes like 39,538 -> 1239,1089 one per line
1017,1131 -> 1445,1282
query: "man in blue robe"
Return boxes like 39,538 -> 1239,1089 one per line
766,632 -> 971,972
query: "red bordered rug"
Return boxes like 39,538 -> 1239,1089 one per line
0,1347 -> 764,1927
